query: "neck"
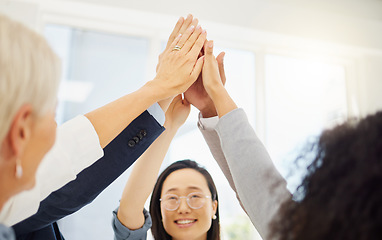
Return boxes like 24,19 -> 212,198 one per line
0,168 -> 19,213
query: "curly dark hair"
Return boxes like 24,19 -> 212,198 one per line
149,159 -> 221,240
270,111 -> 382,240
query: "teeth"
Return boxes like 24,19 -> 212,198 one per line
177,219 -> 195,225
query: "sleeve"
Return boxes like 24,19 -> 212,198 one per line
147,103 -> 165,126
198,114 -> 239,194
0,115 -> 103,226
199,108 -> 291,239
112,208 -> 152,240
13,110 -> 165,237
0,224 -> 15,240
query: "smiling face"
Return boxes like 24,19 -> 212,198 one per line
160,168 -> 218,240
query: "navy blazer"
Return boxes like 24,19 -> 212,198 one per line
13,110 -> 165,240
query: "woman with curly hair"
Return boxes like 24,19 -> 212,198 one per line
270,111 -> 382,240
186,36 -> 382,239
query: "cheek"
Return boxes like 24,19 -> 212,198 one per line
161,208 -> 173,233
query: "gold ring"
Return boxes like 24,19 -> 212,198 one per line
173,45 -> 181,51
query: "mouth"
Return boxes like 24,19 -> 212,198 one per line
174,219 -> 197,228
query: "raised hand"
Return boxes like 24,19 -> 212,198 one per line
200,40 -> 237,117
184,45 -> 226,118
152,19 -> 206,111
157,15 -> 199,73
164,94 -> 191,131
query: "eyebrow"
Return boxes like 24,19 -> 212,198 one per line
165,186 -> 203,193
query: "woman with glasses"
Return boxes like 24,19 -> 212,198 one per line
113,94 -> 220,240
0,12 -> 207,240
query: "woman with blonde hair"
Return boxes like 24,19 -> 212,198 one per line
0,13 -> 206,239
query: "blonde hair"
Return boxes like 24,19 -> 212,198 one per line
0,14 -> 61,142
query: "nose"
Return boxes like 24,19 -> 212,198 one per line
177,197 -> 191,213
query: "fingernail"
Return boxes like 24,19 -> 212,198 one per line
189,25 -> 195,30
196,25 -> 201,30
187,14 -> 192,19
209,41 -> 214,48
202,29 -> 207,34
177,33 -> 182,38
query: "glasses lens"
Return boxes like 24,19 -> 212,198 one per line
162,194 -> 179,211
188,192 -> 207,209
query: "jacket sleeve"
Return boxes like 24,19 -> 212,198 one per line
199,108 -> 291,239
13,110 -> 165,236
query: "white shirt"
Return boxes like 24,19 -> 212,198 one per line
0,104 -> 164,226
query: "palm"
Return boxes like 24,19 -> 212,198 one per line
184,73 -> 214,111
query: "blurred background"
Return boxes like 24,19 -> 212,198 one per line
1,0 -> 382,239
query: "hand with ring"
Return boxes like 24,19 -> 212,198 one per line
152,14 -> 206,111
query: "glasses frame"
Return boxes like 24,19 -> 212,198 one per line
160,192 -> 212,211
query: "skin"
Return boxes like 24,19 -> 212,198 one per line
117,95 -> 191,230
0,14 -> 207,211
0,105 -> 57,207
160,168 -> 218,240
184,42 -> 229,118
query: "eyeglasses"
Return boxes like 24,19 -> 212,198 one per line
160,192 -> 212,211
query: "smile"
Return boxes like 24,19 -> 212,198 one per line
175,219 -> 197,226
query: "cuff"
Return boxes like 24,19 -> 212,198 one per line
147,103 -> 165,126
112,208 -> 152,240
198,112 -> 219,130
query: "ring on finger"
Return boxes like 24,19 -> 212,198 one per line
172,45 -> 182,51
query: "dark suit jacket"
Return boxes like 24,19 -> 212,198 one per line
13,110 -> 165,240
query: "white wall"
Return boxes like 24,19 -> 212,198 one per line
1,0 -> 381,116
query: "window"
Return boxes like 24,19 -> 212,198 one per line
265,54 -> 347,192
44,14 -> 349,240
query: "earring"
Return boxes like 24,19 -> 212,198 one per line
212,214 -> 217,220
15,158 -> 23,179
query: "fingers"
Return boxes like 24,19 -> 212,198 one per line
168,33 -> 183,52
177,14 -> 194,37
190,56 -> 205,80
166,17 -> 185,49
174,25 -> 196,50
216,52 -> 226,85
181,25 -> 203,53
186,30 -> 207,60
202,40 -> 215,65
172,94 -> 183,105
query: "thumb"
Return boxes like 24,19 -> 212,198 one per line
204,40 -> 215,59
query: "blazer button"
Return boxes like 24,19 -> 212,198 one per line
140,129 -> 147,137
128,139 -> 136,147
133,136 -> 140,143
137,132 -> 143,140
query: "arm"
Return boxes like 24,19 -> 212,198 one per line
200,109 -> 290,239
195,41 -> 291,239
86,15 -> 206,148
1,15 -> 205,227
12,110 -> 164,236
113,95 -> 190,239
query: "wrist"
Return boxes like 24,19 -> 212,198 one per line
145,77 -> 168,101
200,103 -> 217,118
163,124 -> 180,136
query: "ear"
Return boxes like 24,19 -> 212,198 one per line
8,104 -> 34,158
212,199 -> 218,216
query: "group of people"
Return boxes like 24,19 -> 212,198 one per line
0,13 -> 381,240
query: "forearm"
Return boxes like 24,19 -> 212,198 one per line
85,81 -> 166,148
117,127 -> 178,229
208,85 -> 237,118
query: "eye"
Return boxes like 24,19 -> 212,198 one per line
190,193 -> 203,199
